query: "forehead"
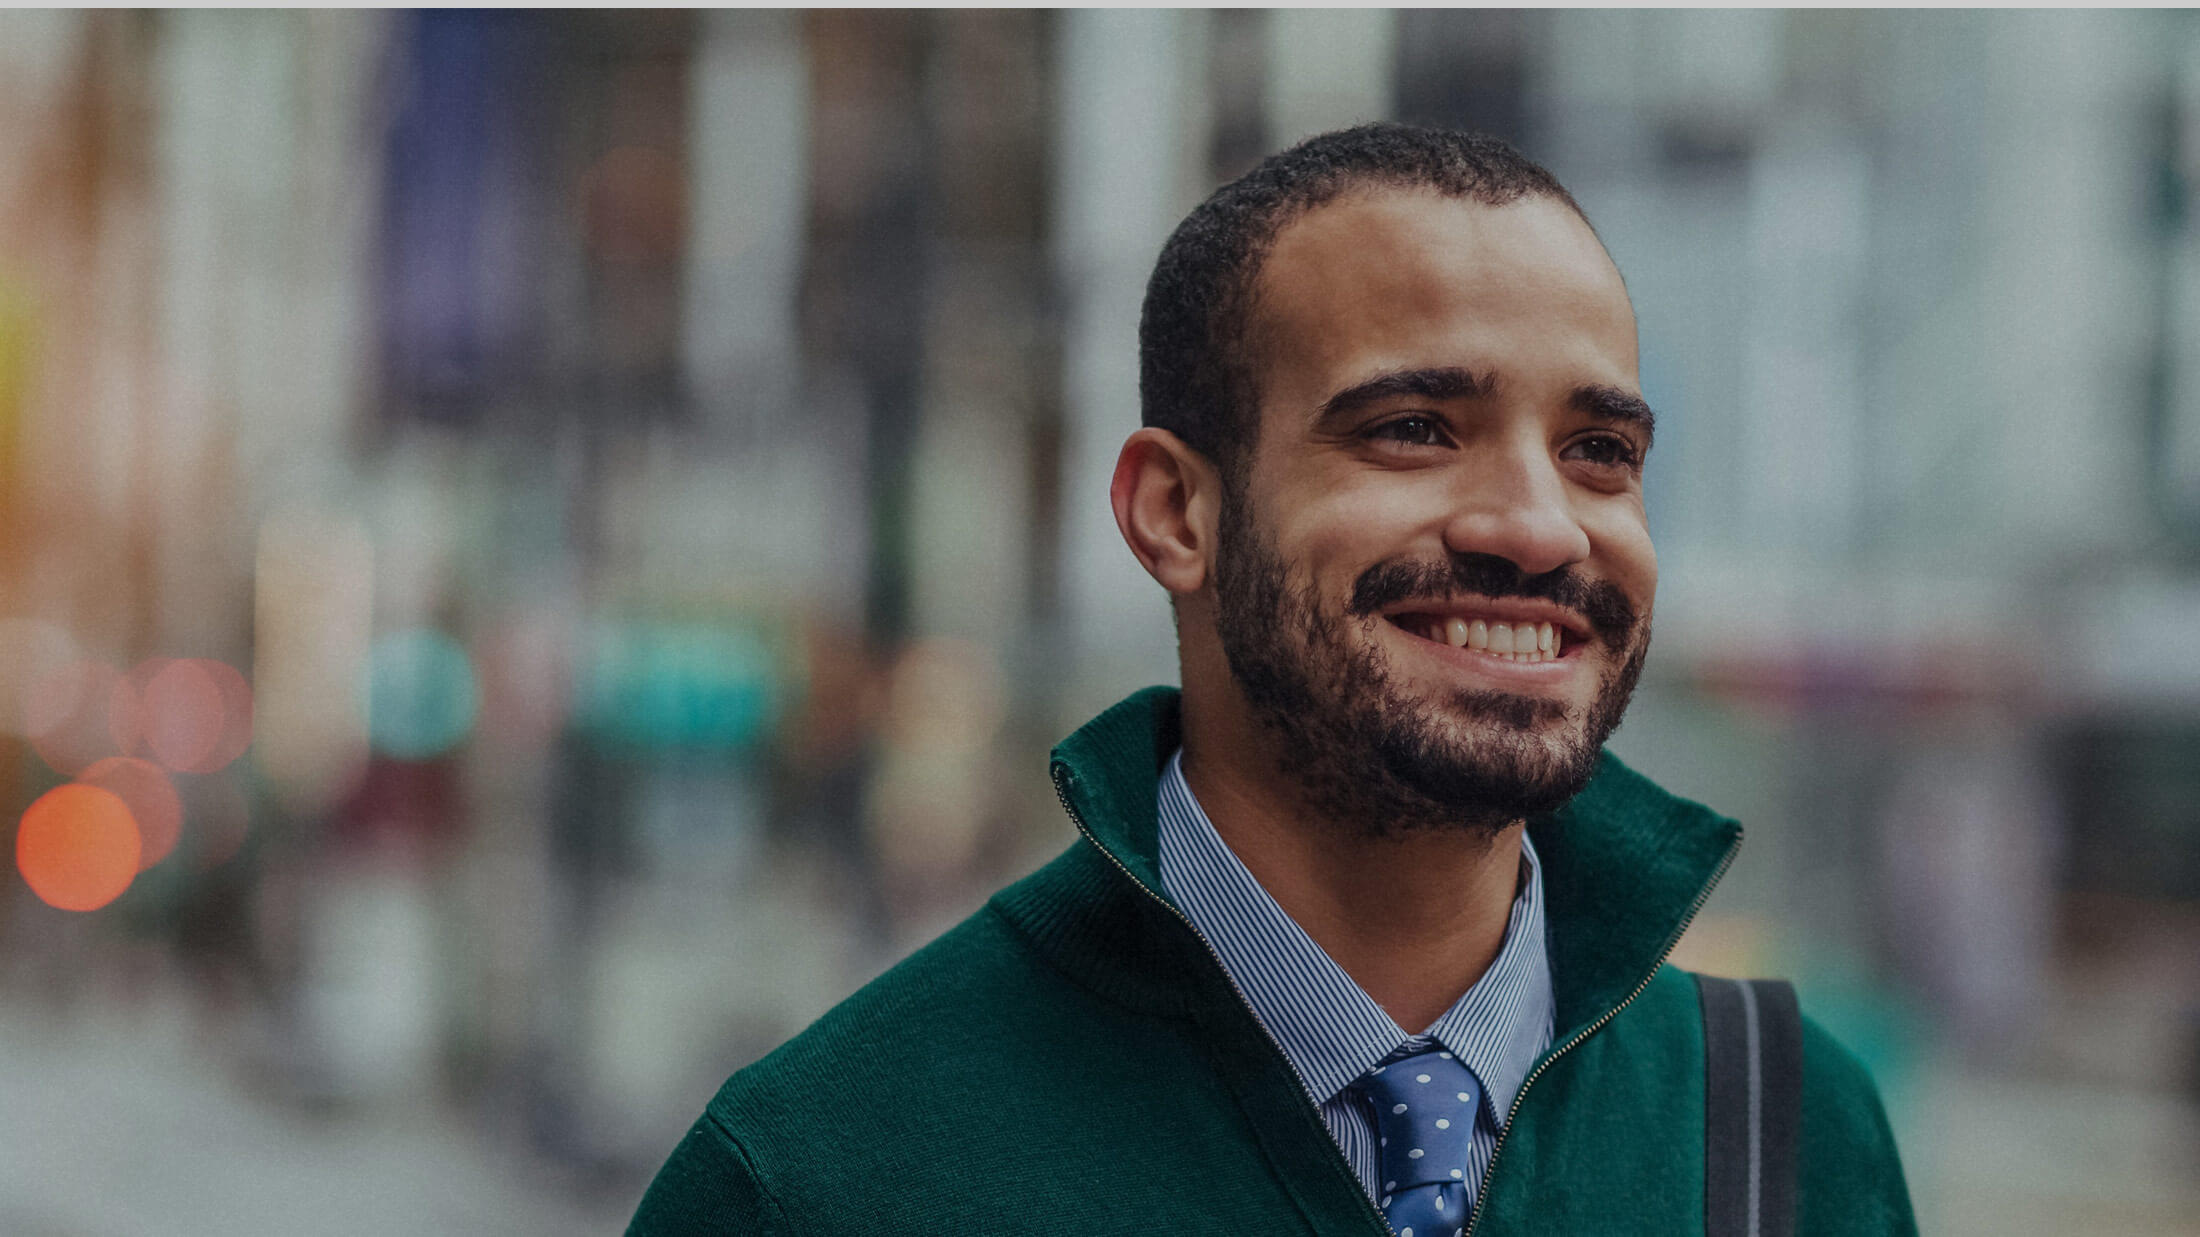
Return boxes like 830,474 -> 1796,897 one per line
1246,189 -> 1638,408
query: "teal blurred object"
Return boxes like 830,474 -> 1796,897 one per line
361,629 -> 481,760
1789,959 -> 1927,1110
577,622 -> 779,753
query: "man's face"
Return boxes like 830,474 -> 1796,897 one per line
1211,189 -> 1655,837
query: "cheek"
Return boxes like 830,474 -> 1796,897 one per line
1273,486 -> 1441,600
1590,514 -> 1656,614
1268,454 -> 1454,548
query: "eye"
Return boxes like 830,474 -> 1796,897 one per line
1365,415 -> 1450,448
1561,433 -> 1642,472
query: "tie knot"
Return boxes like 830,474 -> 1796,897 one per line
1361,1048 -> 1480,1192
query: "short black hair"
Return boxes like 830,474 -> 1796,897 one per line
1137,123 -> 1589,485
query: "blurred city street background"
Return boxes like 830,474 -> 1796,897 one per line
1,9 -> 2197,1235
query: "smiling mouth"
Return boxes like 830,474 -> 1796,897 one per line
1384,611 -> 1586,665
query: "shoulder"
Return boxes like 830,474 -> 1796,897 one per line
627,1106 -> 784,1236
627,902 -> 1041,1234
1660,968 -> 1917,1236
1793,1007 -> 1918,1236
630,848 -> 1195,1233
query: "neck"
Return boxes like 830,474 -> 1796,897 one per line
1180,729 -> 1525,1036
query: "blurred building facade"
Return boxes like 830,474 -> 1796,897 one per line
0,11 -> 2194,1235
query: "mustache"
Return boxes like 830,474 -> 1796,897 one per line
1346,553 -> 1639,646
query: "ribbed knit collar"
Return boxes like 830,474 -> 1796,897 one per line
1044,686 -> 1742,1044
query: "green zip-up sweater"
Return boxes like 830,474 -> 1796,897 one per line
631,687 -> 1915,1235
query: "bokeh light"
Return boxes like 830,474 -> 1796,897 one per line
78,756 -> 183,870
361,629 -> 479,760
16,783 -> 141,911
26,659 -> 128,775
577,622 -> 778,751
135,657 -> 253,773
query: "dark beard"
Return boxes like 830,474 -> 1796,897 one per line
1211,490 -> 1649,839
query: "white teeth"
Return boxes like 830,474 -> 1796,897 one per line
1418,613 -> 1571,663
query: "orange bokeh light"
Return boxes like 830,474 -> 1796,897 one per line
16,783 -> 141,911
27,660 -> 127,775
79,756 -> 183,870
129,658 -> 252,774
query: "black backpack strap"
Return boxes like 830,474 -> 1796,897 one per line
1697,975 -> 1801,1237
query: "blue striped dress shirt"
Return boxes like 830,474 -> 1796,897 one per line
1155,749 -> 1555,1210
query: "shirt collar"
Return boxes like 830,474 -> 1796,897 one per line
1155,749 -> 1554,1128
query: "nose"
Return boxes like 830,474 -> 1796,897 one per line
1438,439 -> 1592,578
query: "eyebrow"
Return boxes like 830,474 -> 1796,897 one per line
1311,367 -> 1497,428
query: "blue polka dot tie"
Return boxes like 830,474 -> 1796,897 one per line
1360,1047 -> 1482,1237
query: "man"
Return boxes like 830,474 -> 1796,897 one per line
631,124 -> 1914,1236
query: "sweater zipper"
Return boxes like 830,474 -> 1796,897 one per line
1458,829 -> 1741,1237
1050,764 -> 1403,1237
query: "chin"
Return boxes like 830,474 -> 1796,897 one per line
1377,712 -> 1600,821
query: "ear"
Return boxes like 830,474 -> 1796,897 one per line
1111,427 -> 1223,596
